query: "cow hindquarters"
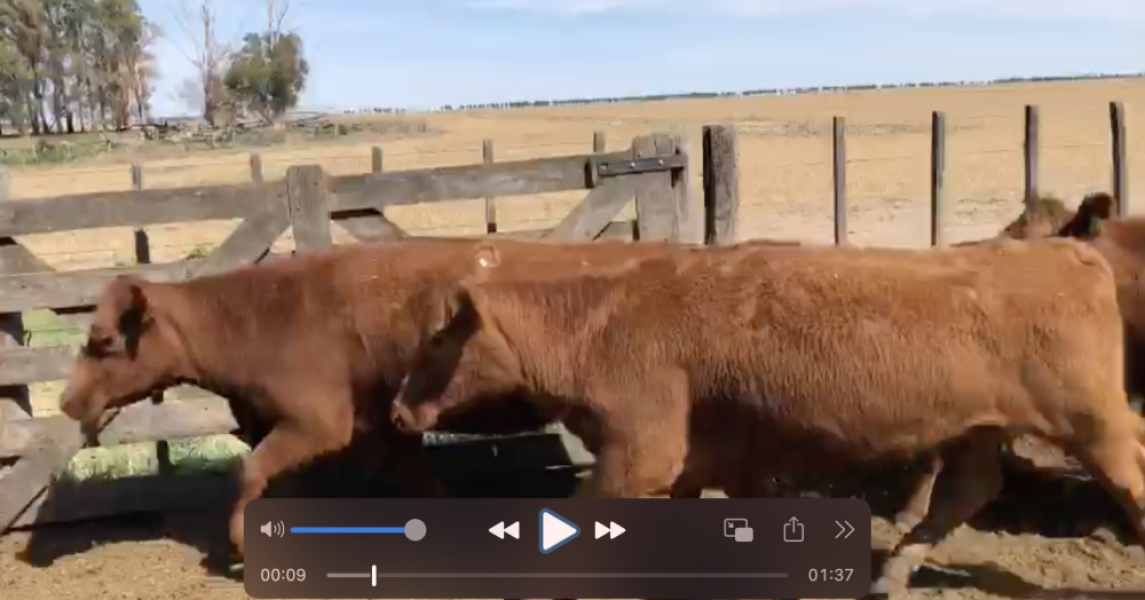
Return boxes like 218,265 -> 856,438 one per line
872,428 -> 1006,597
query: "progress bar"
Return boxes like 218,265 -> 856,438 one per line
329,569 -> 788,587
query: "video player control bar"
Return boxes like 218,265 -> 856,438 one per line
244,498 -> 870,599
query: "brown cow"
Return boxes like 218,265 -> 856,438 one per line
57,236 -> 685,561
390,239 -> 1145,596
995,192 -> 1145,414
893,192 -> 1131,529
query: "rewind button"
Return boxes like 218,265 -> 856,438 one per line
489,521 -> 520,540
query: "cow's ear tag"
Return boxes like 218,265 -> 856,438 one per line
474,244 -> 501,270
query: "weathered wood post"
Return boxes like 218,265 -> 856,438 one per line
832,116 -> 847,246
634,134 -> 683,242
673,132 -> 699,244
483,140 -> 496,234
702,125 -> 739,246
286,165 -> 333,252
250,153 -> 264,185
1110,101 -> 1128,217
0,168 -> 31,423
371,146 -> 384,174
930,111 -> 946,247
1023,105 -> 1040,213
130,163 -> 172,475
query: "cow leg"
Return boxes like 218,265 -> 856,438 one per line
872,430 -> 1005,597
894,455 -> 942,532
229,412 -> 354,561
578,429 -> 685,499
578,376 -> 689,499
1071,430 -> 1145,547
669,473 -> 705,499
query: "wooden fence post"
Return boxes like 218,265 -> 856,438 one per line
633,134 -> 681,242
249,153 -> 264,185
286,165 -> 333,252
593,131 -> 606,153
703,125 -> 739,246
483,140 -> 496,234
832,116 -> 847,246
0,168 -> 31,423
1110,101 -> 1128,217
371,146 -> 384,174
673,132 -> 700,244
130,163 -> 171,475
1024,105 -> 1040,212
130,164 -> 148,265
930,111 -> 946,247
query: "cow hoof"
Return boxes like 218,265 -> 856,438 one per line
868,577 -> 893,597
892,512 -> 921,532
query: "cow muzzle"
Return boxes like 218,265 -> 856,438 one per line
58,386 -> 89,422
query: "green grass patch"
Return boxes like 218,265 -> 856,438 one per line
22,308 -> 86,348
58,434 -> 250,483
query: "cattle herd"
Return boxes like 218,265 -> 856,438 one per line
52,191 -> 1145,598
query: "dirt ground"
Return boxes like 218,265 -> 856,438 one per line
2,482 -> 1144,600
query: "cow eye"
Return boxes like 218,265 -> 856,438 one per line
84,335 -> 117,358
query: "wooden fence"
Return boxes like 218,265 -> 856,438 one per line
827,101 -> 1130,247
0,126 -> 742,534
0,99 -> 1128,535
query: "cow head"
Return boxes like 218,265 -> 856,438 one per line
997,196 -> 1076,240
997,193 -> 1117,241
1059,192 -> 1117,240
391,244 -> 521,433
59,275 -> 188,428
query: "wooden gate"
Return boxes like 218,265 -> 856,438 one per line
0,132 -> 692,533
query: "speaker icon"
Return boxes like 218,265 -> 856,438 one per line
261,520 -> 285,538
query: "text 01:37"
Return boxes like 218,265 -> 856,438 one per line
807,568 -> 853,582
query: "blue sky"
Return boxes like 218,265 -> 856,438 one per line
137,0 -> 1144,117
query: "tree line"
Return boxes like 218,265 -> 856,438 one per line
424,71 -> 1145,113
0,0 -> 310,136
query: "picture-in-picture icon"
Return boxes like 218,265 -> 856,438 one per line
723,518 -> 753,542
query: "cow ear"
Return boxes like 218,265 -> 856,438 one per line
1079,192 -> 1116,220
108,275 -> 152,336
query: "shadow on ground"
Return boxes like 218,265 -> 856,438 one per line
7,436 -> 1139,594
10,437 -> 584,579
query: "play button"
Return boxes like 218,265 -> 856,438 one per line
538,508 -> 580,554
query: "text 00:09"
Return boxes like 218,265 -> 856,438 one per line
260,568 -> 307,582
